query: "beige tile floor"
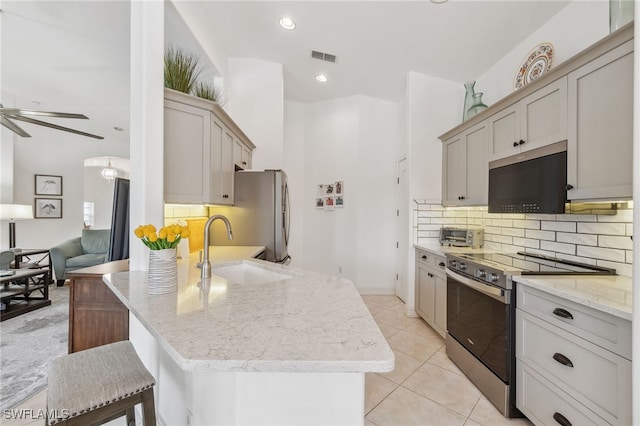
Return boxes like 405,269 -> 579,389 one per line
362,294 -> 532,426
3,295 -> 532,426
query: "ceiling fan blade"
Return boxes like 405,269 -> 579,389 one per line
1,116 -> 31,137
0,108 -> 89,119
7,114 -> 104,140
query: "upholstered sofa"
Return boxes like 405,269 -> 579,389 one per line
0,250 -> 15,270
50,229 -> 110,285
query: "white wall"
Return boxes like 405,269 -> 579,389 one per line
406,71 -> 461,202
165,1 -> 220,87
283,101 -> 305,268
477,0 -> 609,105
227,57 -> 284,171
302,97 -> 359,280
402,71 -> 460,311
0,129 -> 14,204
356,96 -> 398,293
8,125 -> 128,250
296,96 -> 398,293
169,1 -> 229,84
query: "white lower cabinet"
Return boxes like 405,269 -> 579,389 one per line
517,362 -> 604,426
414,249 -> 446,338
516,285 -> 631,425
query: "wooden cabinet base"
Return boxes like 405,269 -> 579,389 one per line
68,260 -> 130,353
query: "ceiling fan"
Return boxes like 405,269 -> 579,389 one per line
0,104 -> 104,140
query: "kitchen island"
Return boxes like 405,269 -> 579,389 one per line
103,247 -> 394,425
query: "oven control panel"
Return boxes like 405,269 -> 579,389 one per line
447,258 -> 510,289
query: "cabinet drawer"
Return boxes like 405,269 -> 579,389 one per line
516,310 -> 631,425
517,284 -> 631,359
415,249 -> 435,266
517,361 -> 606,426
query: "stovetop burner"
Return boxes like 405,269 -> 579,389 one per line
446,251 -> 615,290
456,251 -> 616,275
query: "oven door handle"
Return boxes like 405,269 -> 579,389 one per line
446,268 -> 510,304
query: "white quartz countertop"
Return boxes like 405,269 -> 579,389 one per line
103,246 -> 394,373
513,275 -> 632,321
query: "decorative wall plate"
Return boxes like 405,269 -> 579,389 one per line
514,43 -> 554,90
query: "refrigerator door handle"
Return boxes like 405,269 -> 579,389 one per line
283,183 -> 290,246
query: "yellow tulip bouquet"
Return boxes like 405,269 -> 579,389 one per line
134,224 -> 189,250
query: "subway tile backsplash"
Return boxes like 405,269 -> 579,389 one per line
414,201 -> 634,277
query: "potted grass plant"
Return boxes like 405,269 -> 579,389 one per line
164,46 -> 202,94
193,81 -> 224,105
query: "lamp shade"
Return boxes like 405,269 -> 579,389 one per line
0,204 -> 34,220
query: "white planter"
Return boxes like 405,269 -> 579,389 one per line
147,248 -> 178,294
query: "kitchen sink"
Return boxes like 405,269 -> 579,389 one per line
211,262 -> 292,285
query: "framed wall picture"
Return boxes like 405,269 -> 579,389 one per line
34,198 -> 63,219
35,174 -> 63,196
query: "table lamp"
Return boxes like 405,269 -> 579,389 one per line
0,204 -> 34,250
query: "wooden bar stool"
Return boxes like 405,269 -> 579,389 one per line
47,341 -> 156,425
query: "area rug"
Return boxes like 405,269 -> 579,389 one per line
0,285 -> 69,410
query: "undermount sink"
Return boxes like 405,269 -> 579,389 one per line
211,263 -> 291,285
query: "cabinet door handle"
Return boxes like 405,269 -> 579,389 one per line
513,141 -> 519,147
565,184 -> 574,190
552,308 -> 574,320
421,255 -> 427,260
438,262 -> 445,267
427,273 -> 434,278
242,161 -> 247,165
553,412 -> 572,426
518,139 -> 525,145
553,353 -> 574,368
458,196 -> 465,200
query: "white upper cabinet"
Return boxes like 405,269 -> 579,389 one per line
566,39 -> 634,201
442,120 -> 488,207
233,139 -> 252,170
439,23 -> 633,205
209,117 -> 235,205
164,98 -> 211,204
163,89 -> 255,205
488,77 -> 567,161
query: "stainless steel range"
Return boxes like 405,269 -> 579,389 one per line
445,251 -> 615,418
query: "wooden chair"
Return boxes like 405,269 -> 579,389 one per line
47,340 -> 156,425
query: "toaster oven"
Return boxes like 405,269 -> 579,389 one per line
439,227 -> 484,248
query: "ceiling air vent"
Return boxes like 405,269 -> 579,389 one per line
311,50 -> 337,63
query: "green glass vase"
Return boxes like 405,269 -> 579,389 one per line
462,81 -> 476,122
466,92 -> 488,119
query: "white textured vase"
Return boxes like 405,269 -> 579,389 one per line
147,248 -> 178,294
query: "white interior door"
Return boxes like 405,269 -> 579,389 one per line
395,157 -> 409,302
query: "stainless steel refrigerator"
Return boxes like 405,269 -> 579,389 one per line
208,169 -> 290,263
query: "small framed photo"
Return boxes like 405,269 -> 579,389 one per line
335,181 -> 343,195
315,197 -> 325,209
35,174 -> 63,196
335,196 -> 344,207
324,196 -> 335,210
324,184 -> 335,195
34,198 -> 63,219
317,184 -> 325,197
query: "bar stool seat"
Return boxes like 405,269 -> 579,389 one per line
47,341 -> 156,425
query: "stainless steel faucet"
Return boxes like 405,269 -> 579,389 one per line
199,214 -> 233,279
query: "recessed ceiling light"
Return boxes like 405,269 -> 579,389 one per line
430,0 -> 448,3
315,74 -> 328,83
279,16 -> 296,30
